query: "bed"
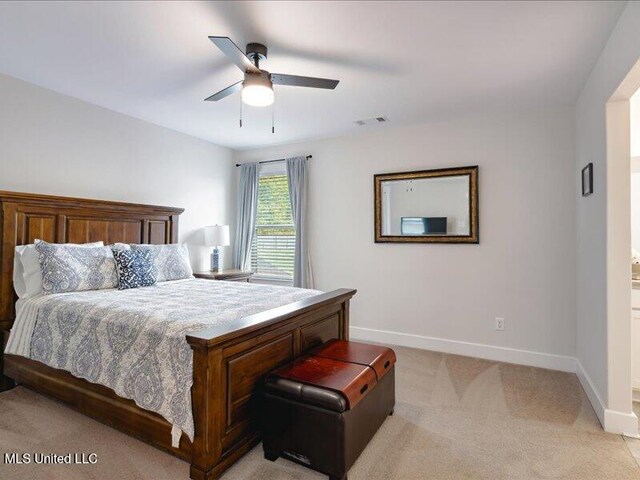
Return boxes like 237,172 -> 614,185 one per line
0,191 -> 356,480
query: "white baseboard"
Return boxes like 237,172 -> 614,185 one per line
575,359 -> 606,428
575,360 -> 639,435
605,409 -> 639,437
349,326 -> 576,372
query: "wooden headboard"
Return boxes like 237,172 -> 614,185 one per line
0,191 -> 184,330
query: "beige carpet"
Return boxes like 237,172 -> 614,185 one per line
1,345 -> 639,479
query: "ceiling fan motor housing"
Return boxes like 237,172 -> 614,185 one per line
246,42 -> 268,66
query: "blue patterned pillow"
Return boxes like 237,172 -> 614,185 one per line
112,248 -> 157,290
35,240 -> 118,294
130,244 -> 192,282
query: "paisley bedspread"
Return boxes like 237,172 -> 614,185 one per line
5,279 -> 320,445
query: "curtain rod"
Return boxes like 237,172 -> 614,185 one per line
235,155 -> 312,167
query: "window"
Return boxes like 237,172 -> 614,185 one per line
250,163 -> 295,281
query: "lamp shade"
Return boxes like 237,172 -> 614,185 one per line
204,225 -> 230,247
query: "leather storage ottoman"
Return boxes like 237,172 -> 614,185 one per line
260,340 -> 396,480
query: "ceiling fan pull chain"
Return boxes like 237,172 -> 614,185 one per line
239,97 -> 243,128
272,90 -> 275,134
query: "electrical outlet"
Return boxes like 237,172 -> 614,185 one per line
495,317 -> 505,331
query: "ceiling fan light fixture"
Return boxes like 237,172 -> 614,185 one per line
242,71 -> 274,107
242,84 -> 274,107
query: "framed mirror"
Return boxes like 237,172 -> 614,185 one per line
374,166 -> 478,243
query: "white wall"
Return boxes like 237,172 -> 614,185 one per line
235,106 -> 577,362
631,92 -> 640,254
632,89 -> 640,158
631,168 -> 640,253
0,73 -> 235,270
575,1 -> 640,428
632,158 -> 640,257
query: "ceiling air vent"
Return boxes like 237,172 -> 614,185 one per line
354,116 -> 389,126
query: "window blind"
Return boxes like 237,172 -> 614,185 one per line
250,173 -> 295,279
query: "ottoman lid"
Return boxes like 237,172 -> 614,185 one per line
312,339 -> 397,381
265,356 -> 377,412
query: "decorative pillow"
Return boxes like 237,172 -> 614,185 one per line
14,241 -> 103,298
35,240 -> 118,294
112,248 -> 157,290
130,244 -> 193,282
110,242 -> 131,251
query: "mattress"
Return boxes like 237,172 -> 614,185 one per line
5,278 -> 321,446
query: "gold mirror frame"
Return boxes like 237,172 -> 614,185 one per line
374,166 -> 479,244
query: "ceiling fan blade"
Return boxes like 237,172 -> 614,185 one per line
270,73 -> 339,89
208,36 -> 260,74
204,81 -> 243,101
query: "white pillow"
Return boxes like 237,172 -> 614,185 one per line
12,253 -> 27,298
13,241 -> 104,298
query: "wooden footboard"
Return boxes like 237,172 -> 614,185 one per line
3,288 -> 356,480
186,288 -> 355,480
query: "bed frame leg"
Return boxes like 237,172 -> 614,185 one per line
189,344 -> 224,480
0,374 -> 15,392
1,331 -> 16,392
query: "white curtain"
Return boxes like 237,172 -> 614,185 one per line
234,163 -> 259,271
286,157 -> 313,288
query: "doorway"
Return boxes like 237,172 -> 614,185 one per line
606,58 -> 640,436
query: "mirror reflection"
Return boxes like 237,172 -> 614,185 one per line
381,175 -> 470,236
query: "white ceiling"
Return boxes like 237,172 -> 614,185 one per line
0,1 -> 625,149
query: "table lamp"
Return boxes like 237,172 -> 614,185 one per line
204,225 -> 230,272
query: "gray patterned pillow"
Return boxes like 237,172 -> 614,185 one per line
35,240 -> 118,294
130,244 -> 193,282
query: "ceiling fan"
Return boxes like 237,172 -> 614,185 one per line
204,36 -> 340,108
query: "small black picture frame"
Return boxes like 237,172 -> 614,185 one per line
582,163 -> 593,197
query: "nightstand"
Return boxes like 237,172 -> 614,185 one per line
193,269 -> 254,282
